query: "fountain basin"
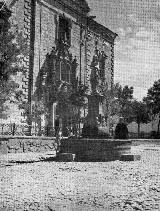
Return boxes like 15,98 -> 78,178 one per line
59,137 -> 132,161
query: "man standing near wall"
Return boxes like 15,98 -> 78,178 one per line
114,117 -> 129,139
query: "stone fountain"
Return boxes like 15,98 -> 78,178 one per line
58,48 -> 132,161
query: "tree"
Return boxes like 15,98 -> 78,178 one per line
0,6 -> 28,120
57,82 -> 88,136
129,100 -> 150,137
33,80 -> 88,136
33,58 -> 88,136
143,79 -> 160,135
109,83 -> 134,122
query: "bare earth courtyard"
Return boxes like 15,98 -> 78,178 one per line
1,143 -> 160,211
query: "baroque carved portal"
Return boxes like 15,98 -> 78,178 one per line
34,41 -> 78,136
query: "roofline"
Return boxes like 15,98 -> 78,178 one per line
7,0 -> 118,43
88,19 -> 118,43
41,0 -> 90,16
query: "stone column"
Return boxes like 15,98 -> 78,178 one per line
82,94 -> 103,137
52,102 -> 57,128
27,0 -> 36,133
87,95 -> 101,125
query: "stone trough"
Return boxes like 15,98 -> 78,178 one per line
59,137 -> 132,161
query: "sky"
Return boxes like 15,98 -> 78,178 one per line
87,0 -> 160,101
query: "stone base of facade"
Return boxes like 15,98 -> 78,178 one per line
59,138 -> 132,161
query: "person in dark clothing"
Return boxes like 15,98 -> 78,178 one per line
114,117 -> 129,139
55,117 -> 60,136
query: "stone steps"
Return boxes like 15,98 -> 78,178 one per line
120,154 -> 141,161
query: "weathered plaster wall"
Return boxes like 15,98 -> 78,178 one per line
33,2 -> 57,92
103,42 -> 113,89
70,22 -> 81,79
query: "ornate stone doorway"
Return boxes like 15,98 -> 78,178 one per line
34,42 -> 79,136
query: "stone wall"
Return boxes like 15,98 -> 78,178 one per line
33,2 -> 56,92
0,136 -> 57,154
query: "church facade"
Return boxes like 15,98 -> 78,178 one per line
2,0 -> 117,135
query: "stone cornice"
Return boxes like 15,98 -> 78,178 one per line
43,0 -> 90,16
7,0 -> 90,16
88,19 -> 118,44
64,0 -> 90,14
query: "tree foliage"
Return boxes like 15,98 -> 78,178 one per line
129,100 -> 150,136
108,83 -> 150,136
143,79 -> 160,134
34,79 -> 88,121
110,83 -> 134,122
130,100 -> 149,124
32,52 -> 88,124
143,79 -> 160,115
0,19 -> 28,119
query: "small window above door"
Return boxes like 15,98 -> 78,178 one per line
58,16 -> 71,46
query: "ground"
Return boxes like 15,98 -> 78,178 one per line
1,142 -> 160,210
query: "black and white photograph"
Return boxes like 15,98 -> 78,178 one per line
0,0 -> 160,210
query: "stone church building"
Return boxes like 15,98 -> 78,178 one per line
1,0 -> 117,135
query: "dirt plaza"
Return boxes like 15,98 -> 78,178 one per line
1,142 -> 160,211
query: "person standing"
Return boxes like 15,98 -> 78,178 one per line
114,117 -> 129,139
55,117 -> 60,136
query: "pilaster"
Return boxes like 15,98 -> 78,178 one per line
111,43 -> 114,89
21,0 -> 36,126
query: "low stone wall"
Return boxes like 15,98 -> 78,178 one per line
0,136 -> 57,154
131,139 -> 160,146
1,137 -> 158,158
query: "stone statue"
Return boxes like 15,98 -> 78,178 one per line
99,51 -> 107,80
90,48 -> 107,95
81,47 -> 110,138
90,51 -> 100,95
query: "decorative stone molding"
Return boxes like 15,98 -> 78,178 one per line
20,0 -> 32,123
88,19 -> 117,44
42,0 -> 90,17
111,44 -> 114,89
